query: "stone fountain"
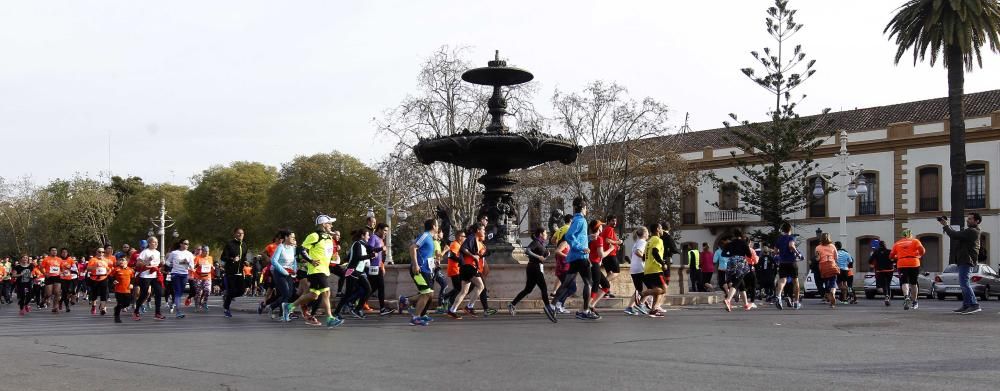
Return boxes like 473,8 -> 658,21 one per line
413,51 -> 580,263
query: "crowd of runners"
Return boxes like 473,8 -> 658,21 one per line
0,197 -> 988,326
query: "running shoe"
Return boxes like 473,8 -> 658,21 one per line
350,308 -> 366,319
446,311 -> 463,320
379,307 -> 394,316
884,299 -> 890,307
397,295 -> 408,314
724,299 -> 732,312
176,313 -> 185,319
419,315 -> 434,323
483,308 -> 497,317
604,292 -> 616,299
91,306 -> 97,315
911,302 -> 919,310
132,313 -> 141,321
184,297 -> 192,307
748,303 -> 758,310
326,316 -> 344,327
281,303 -> 292,322
202,303 -> 209,312
304,316 -> 321,326
140,304 -> 147,314
585,311 -> 601,320
463,307 -> 478,317
961,305 -> 982,315
954,305 -> 970,313
51,307 -> 58,313
114,317 -> 122,323
574,311 -> 588,320
224,309 -> 232,318
623,306 -> 636,316
257,301 -> 266,315
100,307 -> 107,316
409,317 -> 427,326
792,302 -> 802,310
636,303 -> 650,315
435,305 -> 447,314
19,309 -> 25,316
65,306 -> 70,313
555,305 -> 568,314
648,309 -> 665,318
543,305 -> 558,323
903,297 -> 911,310
838,300 -> 849,305
154,313 -> 165,321
507,303 -> 516,316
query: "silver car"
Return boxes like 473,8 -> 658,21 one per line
862,271 -> 937,299
934,264 -> 1000,300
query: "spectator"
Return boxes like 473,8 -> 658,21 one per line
940,213 -> 983,315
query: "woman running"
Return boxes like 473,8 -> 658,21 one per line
333,228 -> 377,320
447,224 -> 486,318
267,229 -> 297,321
166,238 -> 195,319
508,228 -> 557,323
13,255 -> 34,315
134,237 -> 165,320
86,247 -> 114,317
192,246 -> 215,312
625,227 -> 648,315
815,233 -> 840,309
722,231 -> 752,312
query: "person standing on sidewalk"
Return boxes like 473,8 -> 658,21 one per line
940,213 -> 983,315
221,228 -> 249,318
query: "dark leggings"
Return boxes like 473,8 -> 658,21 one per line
591,263 -> 610,291
554,261 -> 592,309
431,269 -> 449,304
444,275 -> 462,303
134,278 -> 163,315
743,271 -> 757,301
16,283 -> 32,310
334,275 -> 370,315
876,272 -> 893,299
114,293 -> 132,319
368,274 -> 386,309
60,280 -> 75,307
511,264 -> 550,307
265,272 -> 295,309
223,275 -> 244,310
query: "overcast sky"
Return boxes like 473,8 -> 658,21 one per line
1,0 -> 997,186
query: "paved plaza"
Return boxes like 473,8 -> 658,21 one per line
2,297 -> 998,391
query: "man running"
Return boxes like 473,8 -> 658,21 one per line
40,247 -> 63,314
773,222 -> 802,310
552,197 -> 599,321
288,215 -> 342,327
221,228 -> 249,318
58,248 -> 77,312
133,238 -> 163,320
834,242 -> 855,304
890,229 -> 925,311
407,219 -> 438,326
599,215 -> 623,298
638,223 -> 668,318
87,247 -> 114,317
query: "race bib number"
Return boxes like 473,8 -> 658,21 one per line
95,267 -> 108,276
48,266 -> 61,274
426,257 -> 436,270
149,259 -> 160,267
200,264 -> 212,274
61,269 -> 71,277
368,265 -> 380,275
325,245 -> 334,258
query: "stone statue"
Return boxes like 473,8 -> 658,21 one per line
547,208 -> 564,237
435,206 -> 452,241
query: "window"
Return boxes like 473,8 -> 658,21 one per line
528,199 -> 542,231
917,166 -> 941,212
807,177 -> 827,218
719,183 -> 738,211
643,189 -> 661,225
857,172 -> 877,216
681,190 -> 697,225
856,237 -> 877,272
918,235 -> 942,272
967,163 -> 987,209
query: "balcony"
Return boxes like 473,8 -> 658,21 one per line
967,194 -> 986,210
858,200 -> 877,216
703,210 -> 751,225
919,197 -> 940,212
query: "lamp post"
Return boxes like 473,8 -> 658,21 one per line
149,198 -> 177,260
813,130 -> 869,242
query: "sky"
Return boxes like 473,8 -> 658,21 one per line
1,0 -> 998,186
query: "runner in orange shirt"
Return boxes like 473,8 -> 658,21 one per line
192,246 -> 215,312
86,248 -> 114,316
39,247 -> 63,314
110,257 -> 134,323
889,229 -> 926,310
58,248 -> 77,312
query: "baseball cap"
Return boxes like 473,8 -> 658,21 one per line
315,215 -> 336,225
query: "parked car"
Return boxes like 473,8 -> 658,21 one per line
934,264 -> 1000,300
863,271 -> 937,299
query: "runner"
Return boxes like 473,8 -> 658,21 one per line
446,224 -> 485,320
773,222 -> 803,310
333,228 -> 377,320
815,233 -> 840,309
133,237 -> 164,320
599,215 -> 623,298
407,219 -> 438,326
192,245 -> 215,312
714,239 -> 730,299
441,230 -> 466,316
867,239 -> 893,306
87,247 -> 114,317
166,238 -> 194,319
58,248 -> 77,311
264,230 -> 296,321
110,257 -> 134,323
508,228 -> 558,323
834,242 -> 855,304
700,242 -> 715,292
39,247 -> 63,314
586,219 -> 613,313
13,256 -> 34,315
287,215 -> 342,327
0,261 -> 9,305
624,227 -> 648,315
430,230 -> 450,314
889,229 -> 925,310
367,223 -> 393,316
636,222 -> 668,318
721,230 -> 752,312
220,228 -> 249,317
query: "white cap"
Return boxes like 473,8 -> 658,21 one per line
315,215 -> 336,225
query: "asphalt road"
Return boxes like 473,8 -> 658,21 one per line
2,297 -> 999,391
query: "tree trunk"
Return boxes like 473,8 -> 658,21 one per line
945,44 -> 967,264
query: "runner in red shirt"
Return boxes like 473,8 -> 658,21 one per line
599,215 -> 624,298
587,220 -> 613,313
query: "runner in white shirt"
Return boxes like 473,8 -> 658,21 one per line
625,227 -> 649,315
166,239 -> 195,319
134,237 -> 165,320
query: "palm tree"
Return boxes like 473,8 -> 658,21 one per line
885,1 -> 1000,235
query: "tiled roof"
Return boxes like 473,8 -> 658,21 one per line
661,88 -> 1000,153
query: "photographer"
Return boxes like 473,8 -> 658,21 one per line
938,213 -> 983,315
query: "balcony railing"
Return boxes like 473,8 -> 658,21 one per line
919,197 -> 939,212
858,201 -> 877,216
703,210 -> 751,224
967,194 -> 987,209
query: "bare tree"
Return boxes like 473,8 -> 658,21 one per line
0,176 -> 43,255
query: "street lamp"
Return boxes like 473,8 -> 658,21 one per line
149,198 -> 176,260
366,206 -> 375,219
812,130 -> 868,242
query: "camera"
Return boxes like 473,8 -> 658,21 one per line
936,215 -> 948,222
